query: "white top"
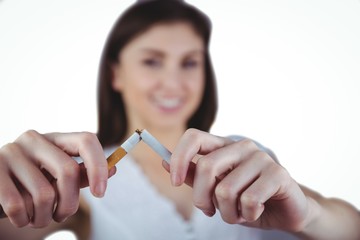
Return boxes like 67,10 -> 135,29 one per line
81,136 -> 298,240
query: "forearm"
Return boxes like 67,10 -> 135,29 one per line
296,185 -> 360,240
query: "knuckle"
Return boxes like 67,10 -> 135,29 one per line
66,202 -> 79,215
277,165 -> 290,178
79,132 -> 98,147
13,220 -> 29,228
215,182 -> 235,202
221,214 -> 237,224
196,158 -> 214,176
33,186 -> 56,206
238,138 -> 257,150
193,199 -> 209,211
240,192 -> 264,222
184,128 -> 202,143
56,203 -> 79,221
64,203 -> 79,216
1,142 -> 21,156
272,165 -> 292,186
18,129 -> 40,143
3,197 -> 26,218
34,219 -> 53,229
240,192 -> 260,211
276,165 -> 289,177
184,128 -> 200,137
60,160 -> 80,179
253,150 -> 272,162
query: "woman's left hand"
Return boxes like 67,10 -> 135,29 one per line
166,128 -> 316,233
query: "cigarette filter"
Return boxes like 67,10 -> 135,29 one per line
107,131 -> 141,169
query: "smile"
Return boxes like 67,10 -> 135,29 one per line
153,97 -> 183,109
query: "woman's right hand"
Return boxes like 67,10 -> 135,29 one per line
0,130 -> 112,228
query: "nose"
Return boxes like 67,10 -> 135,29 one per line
160,65 -> 183,90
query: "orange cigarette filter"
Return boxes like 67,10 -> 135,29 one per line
107,130 -> 141,169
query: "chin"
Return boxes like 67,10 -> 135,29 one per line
151,119 -> 187,130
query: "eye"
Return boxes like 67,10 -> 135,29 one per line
142,58 -> 161,68
182,59 -> 198,69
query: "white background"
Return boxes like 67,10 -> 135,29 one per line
1,0 -> 359,224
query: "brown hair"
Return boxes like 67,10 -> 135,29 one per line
97,0 -> 217,147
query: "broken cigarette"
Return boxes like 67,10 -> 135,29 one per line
106,131 -> 141,169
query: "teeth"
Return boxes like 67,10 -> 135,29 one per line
154,97 -> 181,108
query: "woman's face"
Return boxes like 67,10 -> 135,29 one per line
112,22 -> 205,131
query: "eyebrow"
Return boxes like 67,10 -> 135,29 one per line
139,48 -> 204,57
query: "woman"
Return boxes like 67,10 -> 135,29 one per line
0,1 -> 359,239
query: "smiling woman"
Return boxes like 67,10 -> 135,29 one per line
110,22 -> 205,131
0,0 -> 360,240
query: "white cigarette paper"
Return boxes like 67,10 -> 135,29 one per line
121,132 -> 141,153
140,129 -> 172,163
107,132 -> 141,169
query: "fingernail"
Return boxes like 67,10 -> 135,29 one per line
94,181 -> 106,197
237,217 -> 247,224
108,167 -> 117,178
203,210 -> 215,217
171,172 -> 180,186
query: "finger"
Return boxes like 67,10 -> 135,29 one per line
51,162 -> 80,223
162,160 -> 170,172
78,163 -> 117,189
15,131 -> 83,222
162,160 -> 196,187
0,144 -> 30,224
239,164 -> 291,223
43,131 -> 108,197
0,171 -> 29,227
108,166 -> 117,178
170,128 -> 232,186
214,151 -> 272,224
1,142 -> 56,227
192,139 -> 262,217
5,147 -> 57,228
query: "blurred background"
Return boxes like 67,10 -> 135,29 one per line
1,0 -> 359,215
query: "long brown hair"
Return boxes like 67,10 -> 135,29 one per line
97,0 -> 217,147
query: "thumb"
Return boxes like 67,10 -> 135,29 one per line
78,162 -> 117,189
162,160 -> 196,187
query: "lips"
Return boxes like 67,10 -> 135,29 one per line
153,96 -> 183,110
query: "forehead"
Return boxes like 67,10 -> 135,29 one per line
123,22 -> 204,56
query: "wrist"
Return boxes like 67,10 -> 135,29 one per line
295,196 -> 323,239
